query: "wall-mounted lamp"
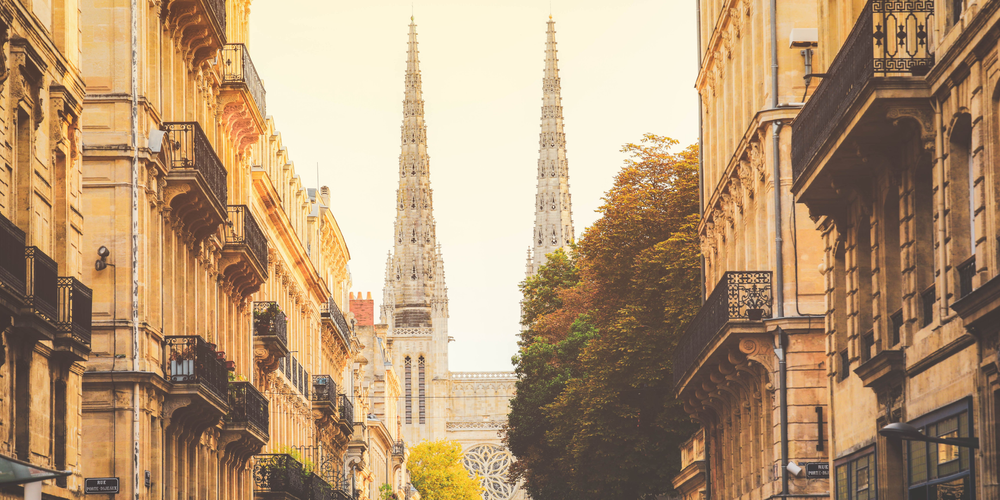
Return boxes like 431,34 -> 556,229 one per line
95,246 -> 113,271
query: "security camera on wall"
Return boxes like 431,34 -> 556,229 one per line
787,461 -> 804,477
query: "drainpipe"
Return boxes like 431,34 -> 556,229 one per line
775,327 -> 789,496
934,101 -> 947,320
129,0 -> 142,496
697,0 -> 706,303
770,0 -> 785,319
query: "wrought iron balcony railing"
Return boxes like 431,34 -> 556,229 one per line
253,301 -> 288,346
339,394 -> 354,426
321,297 -> 352,344
280,355 -> 310,399
253,454 -> 307,498
225,205 -> 268,278
162,122 -> 228,207
958,256 -> 976,299
0,212 -> 26,300
792,0 -> 935,181
56,277 -> 93,348
165,336 -> 229,405
673,271 -> 773,388
392,439 -> 405,456
306,473 -> 336,500
24,247 -> 58,324
226,381 -> 269,439
221,44 -> 266,118
312,375 -> 337,406
204,0 -> 226,39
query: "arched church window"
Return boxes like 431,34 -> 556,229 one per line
418,357 -> 426,424
404,357 -> 412,424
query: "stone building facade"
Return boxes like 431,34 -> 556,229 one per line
0,0 -> 92,497
674,0 -> 831,499
792,2 -> 1000,500
379,18 -> 525,500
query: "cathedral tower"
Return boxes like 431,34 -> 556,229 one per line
527,16 -> 575,276
383,18 -> 450,444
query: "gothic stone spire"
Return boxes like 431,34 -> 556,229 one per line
528,17 -> 575,277
385,18 -> 446,328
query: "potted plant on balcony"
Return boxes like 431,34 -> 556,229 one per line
379,484 -> 399,500
254,303 -> 281,336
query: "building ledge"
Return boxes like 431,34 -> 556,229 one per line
950,272 -> 1000,336
854,349 -> 905,390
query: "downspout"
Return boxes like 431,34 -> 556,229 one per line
776,327 -> 789,496
934,101 -> 947,320
130,0 -> 142,497
697,0 -> 706,303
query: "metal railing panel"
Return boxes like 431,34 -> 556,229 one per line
226,381 -> 269,439
0,212 -> 25,298
25,247 -> 57,323
56,277 -> 92,346
164,336 -> 229,404
226,205 -> 268,277
162,122 -> 228,207
221,44 -> 266,118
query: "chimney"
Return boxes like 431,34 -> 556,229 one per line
350,292 -> 375,327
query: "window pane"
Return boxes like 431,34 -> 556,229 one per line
837,464 -> 850,500
910,441 -> 927,484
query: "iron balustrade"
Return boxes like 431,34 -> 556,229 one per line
289,446 -> 351,495
282,355 -> 310,399
253,301 -> 288,347
203,0 -> 226,38
226,381 -> 269,439
165,336 -> 229,404
226,205 -> 268,278
339,394 -> 354,425
672,271 -> 773,388
56,277 -> 93,347
0,212 -> 25,298
306,474 -> 336,500
253,454 -> 307,498
162,122 -> 228,207
321,297 -> 352,344
958,256 -> 976,299
392,439 -> 405,456
221,44 -> 266,118
791,0 -> 935,181
312,375 -> 337,406
24,247 -> 58,323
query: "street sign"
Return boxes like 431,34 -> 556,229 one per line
806,462 -> 829,479
85,477 -> 119,494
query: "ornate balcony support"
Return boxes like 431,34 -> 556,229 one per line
221,381 -> 269,465
53,277 -> 92,361
162,0 -> 227,67
221,205 -> 268,296
163,336 -> 230,436
162,122 -> 228,243
253,301 -> 289,388
219,44 -> 266,151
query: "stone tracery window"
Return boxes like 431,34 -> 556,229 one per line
462,444 -> 515,500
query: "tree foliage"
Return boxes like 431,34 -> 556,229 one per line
505,134 -> 701,499
408,440 -> 483,500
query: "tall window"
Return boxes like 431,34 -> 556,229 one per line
418,356 -> 426,424
907,401 -> 973,500
404,357 -> 412,424
836,448 -> 877,500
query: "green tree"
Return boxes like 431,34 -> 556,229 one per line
505,135 -> 701,499
408,440 -> 483,500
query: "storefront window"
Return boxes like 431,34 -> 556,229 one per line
907,401 -> 974,500
836,448 -> 876,500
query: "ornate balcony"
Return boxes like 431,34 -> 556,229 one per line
0,213 -> 25,331
219,44 -> 267,150
338,394 -> 354,437
164,336 -> 230,431
253,454 -> 307,500
13,246 -> 58,341
320,297 -> 351,346
53,277 -> 92,360
253,301 -> 289,386
222,205 -> 268,296
673,272 -> 773,390
162,122 -> 228,242
312,375 -> 338,427
305,474 -> 336,500
792,0 -> 935,206
222,381 -> 269,459
162,0 -> 227,67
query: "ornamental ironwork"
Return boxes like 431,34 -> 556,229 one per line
226,205 -> 268,278
0,211 -> 26,299
56,277 -> 93,347
253,454 -> 306,498
321,297 -> 352,344
25,246 -> 58,323
162,122 -> 228,208
872,0 -> 934,73
672,271 -> 772,388
312,375 -> 337,406
164,336 -> 229,404
221,44 -> 266,117
226,381 -> 269,439
462,444 -> 515,500
253,301 -> 287,347
339,394 -> 354,425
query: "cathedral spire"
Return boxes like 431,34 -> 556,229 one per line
527,17 -> 575,277
384,17 -> 446,329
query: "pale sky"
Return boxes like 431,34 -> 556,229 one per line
248,0 -> 698,371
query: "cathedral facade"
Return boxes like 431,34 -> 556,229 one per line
377,17 -> 575,500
